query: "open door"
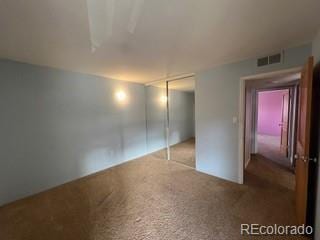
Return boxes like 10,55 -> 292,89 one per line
295,56 -> 314,225
280,91 -> 289,156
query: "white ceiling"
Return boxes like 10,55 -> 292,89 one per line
0,0 -> 320,84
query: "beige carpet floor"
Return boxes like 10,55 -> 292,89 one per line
0,154 -> 304,240
247,154 -> 295,191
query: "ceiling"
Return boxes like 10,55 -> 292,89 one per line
0,0 -> 320,84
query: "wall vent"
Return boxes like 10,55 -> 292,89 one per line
257,52 -> 282,67
257,56 -> 269,67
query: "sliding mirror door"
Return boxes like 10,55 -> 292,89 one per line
168,77 -> 196,168
145,81 -> 168,160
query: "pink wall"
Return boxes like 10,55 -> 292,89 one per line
257,90 -> 288,136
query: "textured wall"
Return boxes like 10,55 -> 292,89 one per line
257,90 -> 288,136
0,60 -> 147,206
195,43 -> 311,183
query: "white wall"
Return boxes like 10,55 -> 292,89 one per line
312,29 -> 320,240
195,44 -> 312,183
0,59 -> 147,206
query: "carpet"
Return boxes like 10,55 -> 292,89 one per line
0,154 -> 305,240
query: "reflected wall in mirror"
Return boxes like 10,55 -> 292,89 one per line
168,77 -> 196,168
145,81 -> 168,160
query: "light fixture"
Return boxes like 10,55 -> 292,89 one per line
115,90 -> 127,102
160,95 -> 167,103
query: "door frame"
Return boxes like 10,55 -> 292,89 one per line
238,67 -> 302,184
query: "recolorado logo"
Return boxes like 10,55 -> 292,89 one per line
241,224 -> 313,236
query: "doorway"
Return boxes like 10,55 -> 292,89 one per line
242,69 -> 301,190
240,57 -> 316,226
256,89 -> 291,169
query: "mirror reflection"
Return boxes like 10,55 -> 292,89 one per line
168,77 -> 196,168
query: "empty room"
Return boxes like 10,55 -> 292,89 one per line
1,1 -> 320,239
